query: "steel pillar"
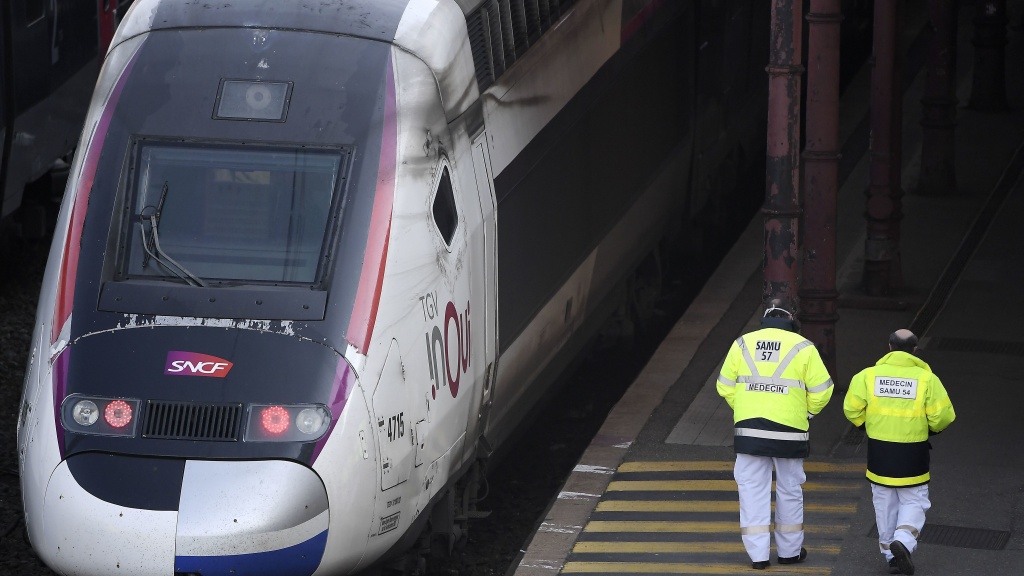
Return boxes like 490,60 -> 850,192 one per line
917,0 -> 959,196
800,0 -> 842,377
969,0 -> 1008,111
864,0 -> 904,296
764,0 -> 804,310
889,0 -> 906,292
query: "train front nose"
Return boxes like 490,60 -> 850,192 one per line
176,461 -> 329,575
40,458 -> 330,576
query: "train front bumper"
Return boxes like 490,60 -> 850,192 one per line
39,458 -> 329,576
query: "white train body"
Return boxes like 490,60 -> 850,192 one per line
17,0 -> 768,574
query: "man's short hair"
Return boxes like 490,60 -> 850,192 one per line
889,329 -> 918,352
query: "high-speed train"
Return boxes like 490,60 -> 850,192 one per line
17,0 -> 772,574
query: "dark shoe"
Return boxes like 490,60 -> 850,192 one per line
778,547 -> 807,564
751,560 -> 770,570
890,541 -> 915,575
888,558 -> 901,574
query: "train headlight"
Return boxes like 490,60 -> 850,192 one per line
244,404 -> 331,442
71,400 -> 99,426
61,395 -> 140,437
296,407 -> 327,435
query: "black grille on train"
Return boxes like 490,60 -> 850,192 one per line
142,401 -> 243,441
466,0 -> 578,91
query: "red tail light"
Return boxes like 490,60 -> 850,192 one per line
104,400 -> 133,428
260,405 -> 290,435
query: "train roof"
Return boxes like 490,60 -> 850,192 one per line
112,0 -> 478,118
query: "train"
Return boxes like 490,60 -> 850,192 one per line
0,0 -> 133,245
15,0 -> 780,574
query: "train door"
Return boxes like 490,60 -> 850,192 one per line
415,154 -> 482,479
469,132 -> 498,450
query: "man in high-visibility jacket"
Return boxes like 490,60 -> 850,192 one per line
844,329 -> 955,576
717,302 -> 834,570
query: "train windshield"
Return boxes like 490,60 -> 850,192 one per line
121,142 -> 344,285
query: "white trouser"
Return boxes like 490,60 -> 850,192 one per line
734,453 -> 806,562
871,483 -> 930,561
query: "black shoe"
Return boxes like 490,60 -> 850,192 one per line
751,560 -> 770,570
888,558 -> 901,574
778,547 -> 807,564
890,541 -> 915,575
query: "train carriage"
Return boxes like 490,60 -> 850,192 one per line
17,1 -> 769,574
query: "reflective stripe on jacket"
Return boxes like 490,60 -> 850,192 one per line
717,327 -> 834,458
843,351 -> 956,487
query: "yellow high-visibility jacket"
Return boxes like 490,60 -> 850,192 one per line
844,351 -> 955,486
717,326 -> 834,458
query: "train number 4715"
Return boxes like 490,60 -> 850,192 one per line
387,413 -> 405,442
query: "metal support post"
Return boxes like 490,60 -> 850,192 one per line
888,0 -> 906,291
764,0 -> 804,310
864,0 -> 904,296
800,0 -> 842,377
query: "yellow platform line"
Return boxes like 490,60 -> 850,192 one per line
617,461 -> 865,474
595,500 -> 857,514
582,521 -> 847,535
572,542 -> 842,555
562,561 -> 832,574
617,462 -> 736,473
607,480 -> 859,492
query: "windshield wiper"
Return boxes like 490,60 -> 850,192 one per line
139,181 -> 207,287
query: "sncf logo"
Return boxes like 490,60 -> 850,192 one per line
165,351 -> 233,378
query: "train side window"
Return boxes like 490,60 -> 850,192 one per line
432,166 -> 458,246
23,0 -> 46,25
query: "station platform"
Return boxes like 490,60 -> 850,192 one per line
511,5 -> 1024,576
